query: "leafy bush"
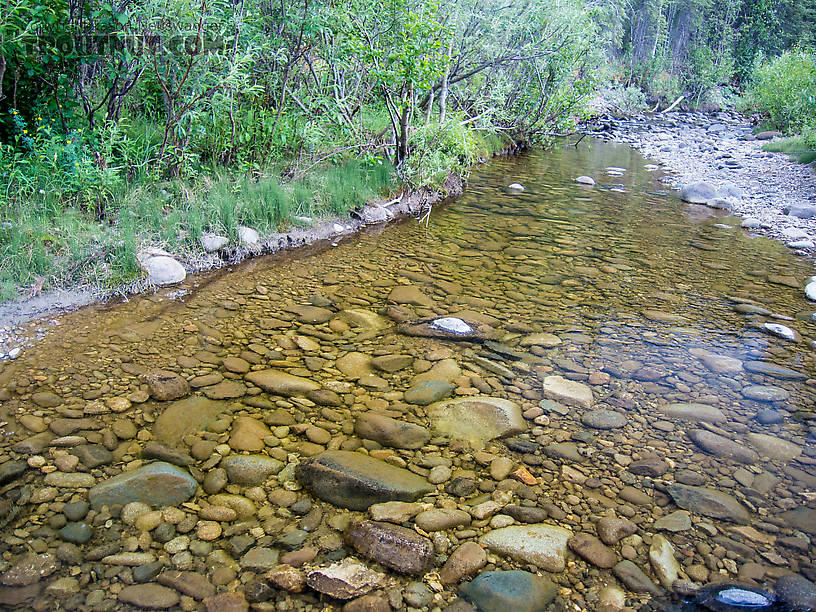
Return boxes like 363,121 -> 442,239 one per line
746,49 -> 816,133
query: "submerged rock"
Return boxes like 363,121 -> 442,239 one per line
245,369 -> 320,396
459,570 -> 557,612
480,523 -> 571,572
694,582 -> 776,611
143,369 -> 189,401
354,413 -> 430,449
541,375 -> 593,408
747,433 -> 801,461
426,396 -> 525,446
296,450 -> 432,511
404,380 -> 455,405
220,455 -> 284,485
660,403 -> 726,423
666,484 -> 751,524
345,521 -> 434,575
305,559 -> 384,600
742,385 -> 790,402
743,361 -> 806,380
581,409 -> 626,429
398,316 -> 497,341
774,574 -> 816,610
688,429 -> 759,464
612,560 -> 664,596
154,397 -> 225,446
89,462 -> 198,509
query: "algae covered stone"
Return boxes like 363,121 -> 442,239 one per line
89,461 -> 198,509
296,450 -> 432,511
426,396 -> 525,446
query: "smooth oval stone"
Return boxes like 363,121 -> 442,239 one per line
118,583 -> 180,609
88,462 -> 198,509
354,413 -> 430,450
660,403 -> 726,423
459,570 -> 557,612
746,433 -> 801,461
220,455 -> 284,485
694,582 -> 776,611
245,369 -> 321,396
581,409 -> 626,429
153,397 -> 225,446
741,385 -> 790,402
404,381 -> 455,405
426,396 -> 525,447
541,376 -> 593,408
763,322 -> 798,341
743,361 -> 806,380
480,524 -> 571,572
688,429 -> 759,464
296,451 -> 432,511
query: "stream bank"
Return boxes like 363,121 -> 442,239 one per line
595,111 -> 816,253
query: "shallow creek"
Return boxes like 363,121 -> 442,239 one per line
1,139 -> 815,612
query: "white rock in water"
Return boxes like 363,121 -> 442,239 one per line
238,226 -> 260,244
201,233 -> 228,252
575,176 -> 595,185
644,164 -> 659,171
741,218 -> 762,229
508,183 -> 524,192
8,347 -> 21,359
764,322 -> 797,341
429,317 -> 473,335
788,240 -> 814,249
805,282 -> 816,301
141,256 -> 186,286
606,166 -> 626,173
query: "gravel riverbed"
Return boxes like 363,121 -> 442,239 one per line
602,111 -> 816,255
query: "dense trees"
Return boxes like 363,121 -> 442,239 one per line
0,0 -> 598,182
601,0 -> 816,105
0,0 -> 600,296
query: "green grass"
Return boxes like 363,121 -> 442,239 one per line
763,136 -> 816,165
0,158 -> 396,300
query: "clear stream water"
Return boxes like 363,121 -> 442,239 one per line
0,139 -> 814,610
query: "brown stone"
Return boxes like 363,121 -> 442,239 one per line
345,521 -> 434,575
143,369 -> 190,401
439,542 -> 487,584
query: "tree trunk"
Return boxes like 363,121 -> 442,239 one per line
439,17 -> 456,123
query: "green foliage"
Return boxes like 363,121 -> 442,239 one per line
745,49 -> 816,133
761,135 -> 816,165
0,0 -> 601,299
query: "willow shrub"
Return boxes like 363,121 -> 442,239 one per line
746,49 -> 816,133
